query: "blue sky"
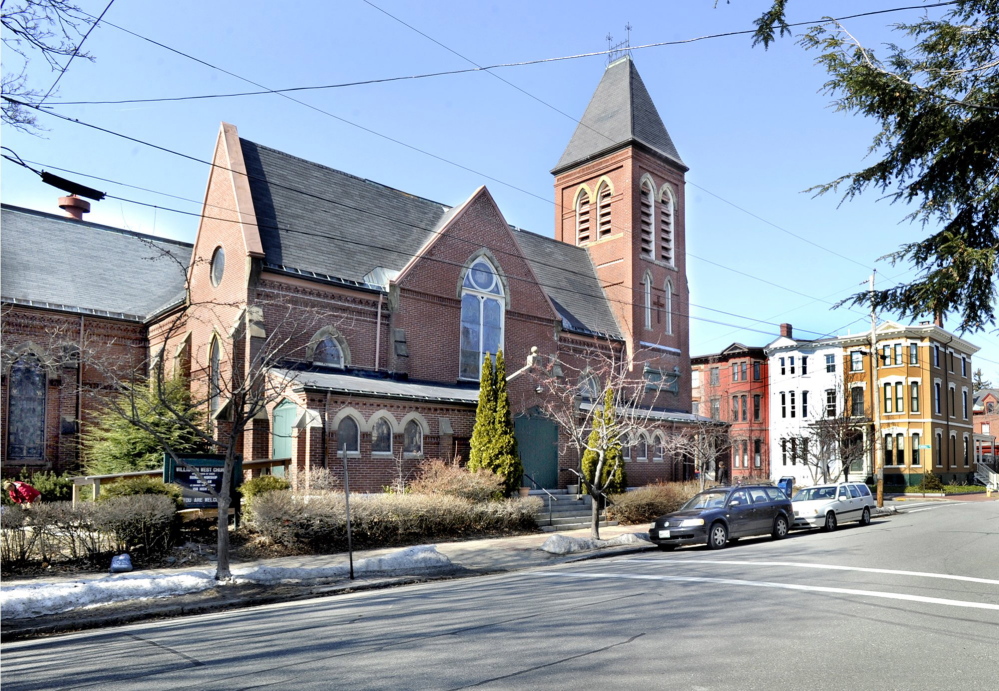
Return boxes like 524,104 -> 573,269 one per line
3,0 -> 997,380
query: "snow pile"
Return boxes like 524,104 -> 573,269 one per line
1,546 -> 452,620
1,570 -> 217,620
539,532 -> 652,555
232,545 -> 452,584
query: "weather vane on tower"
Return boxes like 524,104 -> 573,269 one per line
606,23 -> 632,64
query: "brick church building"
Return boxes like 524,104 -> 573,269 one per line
2,56 -> 703,491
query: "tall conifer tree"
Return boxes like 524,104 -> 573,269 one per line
580,388 -> 626,495
490,350 -> 523,494
468,353 -> 496,472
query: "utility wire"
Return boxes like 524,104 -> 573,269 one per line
37,0 -> 116,106
48,2 -> 958,107
2,101 -> 874,325
4,152 -> 855,340
41,6 -> 898,275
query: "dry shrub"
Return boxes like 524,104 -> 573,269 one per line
247,491 -> 542,550
92,494 -> 178,556
309,467 -> 342,492
409,458 -> 505,502
1,505 -> 39,565
607,481 -> 701,524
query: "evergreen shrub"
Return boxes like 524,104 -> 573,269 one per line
98,476 -> 184,508
238,475 -> 291,501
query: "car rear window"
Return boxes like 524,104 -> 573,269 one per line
765,488 -> 785,502
857,484 -> 872,496
750,488 -> 769,504
848,485 -> 861,498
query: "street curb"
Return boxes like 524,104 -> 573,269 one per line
0,541 -> 657,641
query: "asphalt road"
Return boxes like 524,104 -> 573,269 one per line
4,500 -> 997,691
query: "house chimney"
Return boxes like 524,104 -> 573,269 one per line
58,195 -> 90,220
780,323 -> 793,339
933,310 -> 944,328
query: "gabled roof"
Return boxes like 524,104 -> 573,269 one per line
239,138 -> 450,288
511,227 -> 622,339
237,134 -> 621,339
553,56 -> 684,174
0,205 -> 192,321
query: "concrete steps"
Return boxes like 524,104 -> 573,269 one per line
529,492 -> 618,532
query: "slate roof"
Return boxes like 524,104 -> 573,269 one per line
240,139 -> 450,287
274,368 -> 479,405
1,205 -> 192,321
511,227 -> 622,339
239,138 -> 622,339
553,56 -> 684,174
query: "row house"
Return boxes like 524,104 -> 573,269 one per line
691,344 -> 769,481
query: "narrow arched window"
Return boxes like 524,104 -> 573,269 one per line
579,373 -> 600,401
209,337 -> 221,418
637,434 -> 648,461
643,273 -> 652,330
337,417 -> 359,455
371,418 -> 392,454
575,190 -> 591,244
640,179 -> 655,258
459,257 -> 504,380
664,279 -> 674,335
403,420 -> 423,455
7,354 -> 46,460
313,335 -> 343,367
596,182 -> 612,238
660,186 -> 675,264
653,435 -> 664,462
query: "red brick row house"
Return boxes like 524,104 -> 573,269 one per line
691,344 -> 770,481
3,57 -> 707,490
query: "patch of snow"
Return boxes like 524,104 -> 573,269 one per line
539,532 -> 652,555
1,546 -> 452,620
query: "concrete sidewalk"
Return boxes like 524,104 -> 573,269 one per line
0,524 -> 655,640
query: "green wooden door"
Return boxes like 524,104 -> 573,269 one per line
515,410 -> 558,489
271,400 -> 297,477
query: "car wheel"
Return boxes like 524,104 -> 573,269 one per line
772,515 -> 789,540
657,544 -> 675,552
707,522 -> 728,550
860,507 -> 871,526
823,511 -> 837,532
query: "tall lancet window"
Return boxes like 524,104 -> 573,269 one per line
575,189 -> 591,244
660,185 -> 675,265
596,182 -> 612,238
640,179 -> 654,258
459,257 -> 505,380
643,273 -> 653,330
664,279 -> 674,335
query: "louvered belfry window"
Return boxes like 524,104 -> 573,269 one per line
660,186 -> 674,264
597,183 -> 612,238
575,191 -> 591,245
640,180 -> 654,257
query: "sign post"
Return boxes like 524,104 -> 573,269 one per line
342,442 -> 354,580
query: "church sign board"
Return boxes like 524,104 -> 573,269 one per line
163,454 -> 241,509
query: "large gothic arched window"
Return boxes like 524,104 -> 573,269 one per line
6,354 -> 46,460
459,257 -> 505,380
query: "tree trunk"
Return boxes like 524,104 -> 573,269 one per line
590,493 -> 601,540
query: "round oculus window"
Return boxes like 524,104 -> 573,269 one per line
210,246 -> 225,286
469,261 -> 495,292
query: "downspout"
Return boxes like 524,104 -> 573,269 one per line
942,333 -> 954,477
374,293 -> 384,372
78,315 -> 84,461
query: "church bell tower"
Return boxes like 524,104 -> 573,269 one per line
552,55 -> 691,410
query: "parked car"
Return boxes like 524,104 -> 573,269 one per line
791,482 -> 876,531
648,485 -> 793,551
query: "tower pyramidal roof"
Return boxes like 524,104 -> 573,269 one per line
553,55 -> 685,174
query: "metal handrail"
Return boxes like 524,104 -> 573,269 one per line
522,472 -> 559,525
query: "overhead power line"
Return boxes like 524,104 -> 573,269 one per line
47,2 -> 958,107
4,152 -> 854,341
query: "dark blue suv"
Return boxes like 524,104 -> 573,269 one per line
649,485 -> 793,551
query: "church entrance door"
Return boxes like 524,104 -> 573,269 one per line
514,409 -> 559,489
